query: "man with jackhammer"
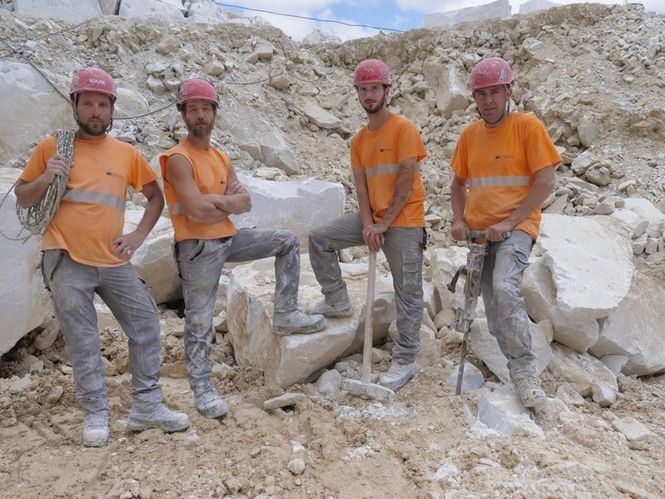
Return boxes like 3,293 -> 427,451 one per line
15,67 -> 190,447
450,57 -> 560,411
160,78 -> 325,419
308,59 -> 428,392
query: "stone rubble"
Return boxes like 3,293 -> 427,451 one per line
1,3 -> 665,495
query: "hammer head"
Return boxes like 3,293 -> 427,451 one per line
342,378 -> 395,402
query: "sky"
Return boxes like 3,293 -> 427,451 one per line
215,0 -> 665,41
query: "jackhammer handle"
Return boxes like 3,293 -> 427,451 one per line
465,230 -> 511,240
447,265 -> 467,293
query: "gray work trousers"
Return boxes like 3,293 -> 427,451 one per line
41,250 -> 163,416
175,228 -> 300,390
308,213 -> 426,364
480,230 -> 536,379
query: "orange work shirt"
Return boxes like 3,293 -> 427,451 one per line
160,139 -> 237,242
450,112 -> 561,240
21,134 -> 157,267
350,114 -> 427,227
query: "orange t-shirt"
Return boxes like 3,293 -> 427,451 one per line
160,140 -> 237,242
21,135 -> 156,267
350,114 -> 427,227
450,112 -> 561,240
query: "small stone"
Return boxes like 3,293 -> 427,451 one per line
617,179 -> 637,192
316,369 -> 342,395
591,381 -> 617,407
612,417 -> 652,442
47,385 -> 64,405
287,457 -> 305,475
556,383 -> 585,407
34,321 -> 60,350
127,446 -> 135,453
213,312 -> 228,333
8,374 -> 31,394
263,393 -> 307,411
270,74 -> 290,90
600,355 -> 628,376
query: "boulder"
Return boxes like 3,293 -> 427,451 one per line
535,215 -> 633,321
591,273 -> 665,376
519,0 -> 560,14
114,87 -> 150,119
622,198 -> 665,237
469,318 -> 553,383
227,257 -> 394,387
125,207 -> 180,305
422,63 -> 468,119
548,343 -> 618,397
98,0 -> 120,15
0,169 -> 52,355
0,62 -> 71,165
14,0 -> 102,23
429,246 -> 468,314
424,0 -> 511,28
522,257 -> 599,352
474,387 -> 544,438
118,0 -> 185,21
302,101 -> 341,129
610,209 -> 648,239
231,174 -> 345,245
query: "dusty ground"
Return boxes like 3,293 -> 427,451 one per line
1,319 -> 665,498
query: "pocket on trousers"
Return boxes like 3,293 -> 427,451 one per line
176,239 -> 206,263
402,258 -> 422,291
41,250 -> 64,291
512,240 -> 532,269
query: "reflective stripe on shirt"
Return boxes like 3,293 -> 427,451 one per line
63,189 -> 125,212
364,163 -> 420,177
467,176 -> 529,188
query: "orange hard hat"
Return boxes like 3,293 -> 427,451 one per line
69,67 -> 117,103
176,78 -> 219,110
469,57 -> 514,90
353,59 -> 391,87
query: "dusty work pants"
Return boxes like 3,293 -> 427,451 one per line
42,250 -> 163,416
175,228 -> 300,391
308,213 -> 426,364
480,230 -> 536,379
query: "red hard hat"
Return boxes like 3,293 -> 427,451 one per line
176,78 -> 219,109
353,59 -> 391,87
69,67 -> 117,103
469,57 -> 514,90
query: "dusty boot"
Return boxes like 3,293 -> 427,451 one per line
379,360 -> 417,391
513,375 -> 547,409
194,386 -> 229,419
306,300 -> 354,318
127,403 -> 190,433
82,412 -> 109,448
273,310 -> 326,335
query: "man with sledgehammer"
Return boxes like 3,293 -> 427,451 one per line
450,57 -> 560,411
308,59 -> 428,392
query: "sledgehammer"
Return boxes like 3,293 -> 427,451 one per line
341,251 -> 395,402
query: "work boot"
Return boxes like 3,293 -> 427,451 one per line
82,412 -> 109,448
127,403 -> 190,433
273,310 -> 326,335
306,300 -> 354,318
194,386 -> 229,419
513,375 -> 547,408
379,360 -> 417,391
